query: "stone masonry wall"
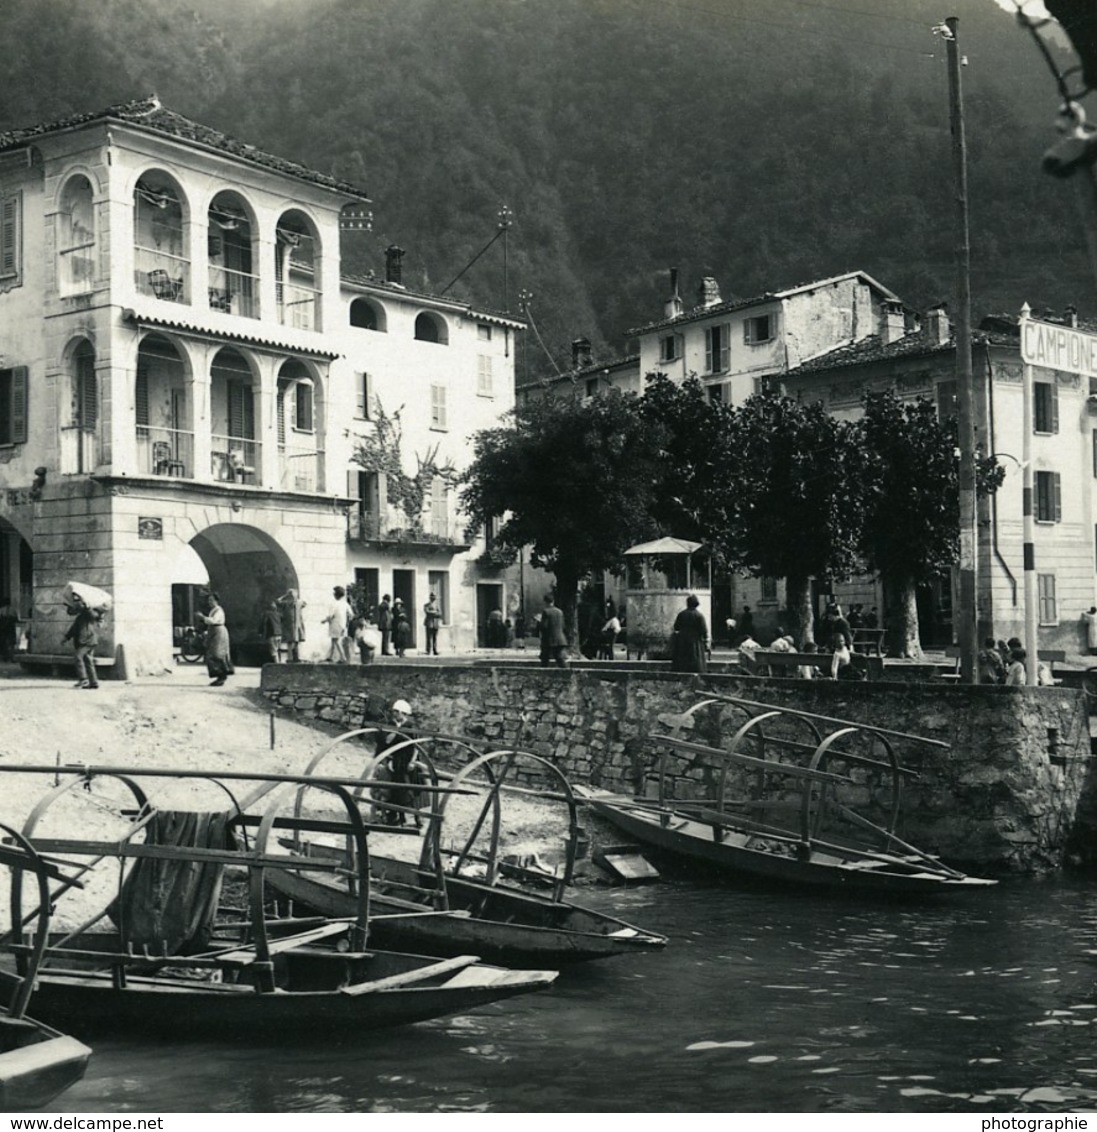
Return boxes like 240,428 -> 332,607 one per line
260,664 -> 1091,873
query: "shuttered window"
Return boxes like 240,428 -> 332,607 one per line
1034,381 -> 1059,434
75,350 -> 97,430
1038,573 -> 1058,624
136,367 -> 149,436
355,372 -> 373,419
705,325 -> 728,373
477,355 -> 493,397
228,381 -> 254,439
430,383 -> 447,430
0,193 -> 21,283
295,382 -> 314,432
0,367 -> 28,445
1035,470 -> 1062,522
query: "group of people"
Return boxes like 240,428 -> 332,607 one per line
977,636 -> 1053,686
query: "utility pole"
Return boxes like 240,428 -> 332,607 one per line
945,15 -> 978,683
497,204 -> 513,313
1019,304 -> 1039,685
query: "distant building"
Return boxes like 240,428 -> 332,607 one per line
0,97 -> 522,671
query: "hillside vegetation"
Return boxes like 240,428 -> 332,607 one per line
3,0 -> 1087,375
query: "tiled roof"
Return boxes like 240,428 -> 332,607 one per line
786,316 -> 1025,378
121,306 -> 342,359
515,353 -> 640,391
0,96 -> 371,200
626,270 -> 900,337
341,274 -> 526,328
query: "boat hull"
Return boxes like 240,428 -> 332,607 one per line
269,860 -> 667,965
584,794 -> 995,895
0,1020 -> 90,1111
0,952 -> 556,1041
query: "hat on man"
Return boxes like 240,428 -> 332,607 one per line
392,699 -> 412,715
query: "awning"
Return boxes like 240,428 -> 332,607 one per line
623,537 -> 703,557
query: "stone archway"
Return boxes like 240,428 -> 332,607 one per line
0,515 -> 34,652
189,524 -> 298,665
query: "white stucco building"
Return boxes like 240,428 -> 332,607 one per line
0,97 -> 522,673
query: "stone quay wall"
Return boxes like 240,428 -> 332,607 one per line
260,663 -> 1092,873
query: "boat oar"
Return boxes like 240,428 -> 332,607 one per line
829,801 -> 965,878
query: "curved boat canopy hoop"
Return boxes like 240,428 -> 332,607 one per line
251,779 -> 373,967
439,748 -> 581,898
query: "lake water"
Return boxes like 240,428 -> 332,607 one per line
38,874 -> 1097,1114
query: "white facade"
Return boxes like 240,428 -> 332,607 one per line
0,98 -> 520,672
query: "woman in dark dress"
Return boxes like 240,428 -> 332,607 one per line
392,599 -> 412,657
196,592 -> 234,686
671,594 -> 709,673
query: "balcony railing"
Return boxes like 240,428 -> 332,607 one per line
59,244 -> 96,296
136,426 -> 194,478
59,426 -> 99,474
347,511 -> 471,549
135,246 -> 190,304
278,445 -> 324,493
211,435 -> 261,484
208,266 -> 258,319
277,281 -> 320,330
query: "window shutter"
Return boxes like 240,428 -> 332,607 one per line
229,381 -> 254,439
347,468 -> 360,500
705,329 -> 714,373
431,384 -> 447,429
1051,380 -> 1060,434
0,196 -> 18,277
77,358 -> 97,430
277,387 -> 287,445
136,367 -> 149,436
10,366 -> 27,444
356,372 -> 369,418
1054,472 -> 1062,522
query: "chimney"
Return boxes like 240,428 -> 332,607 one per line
882,300 -> 906,345
572,337 -> 593,369
1067,304 -> 1079,328
664,267 -> 683,319
385,244 -> 405,285
697,276 -> 722,308
925,304 -> 951,345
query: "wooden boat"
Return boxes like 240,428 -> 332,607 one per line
0,825 -> 91,1109
0,765 -> 557,1039
268,733 -> 668,966
577,695 -> 996,896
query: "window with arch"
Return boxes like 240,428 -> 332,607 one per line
134,176 -> 188,304
350,297 -> 386,332
415,312 -> 449,345
276,212 -> 320,330
58,176 -> 95,296
65,341 -> 98,474
208,192 -> 256,318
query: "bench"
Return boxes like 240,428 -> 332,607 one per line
940,644 -> 1067,683
851,627 -> 886,656
742,649 -> 884,681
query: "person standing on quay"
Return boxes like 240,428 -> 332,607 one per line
277,588 -> 306,662
323,586 -> 351,663
258,598 -> 282,663
539,593 -> 568,668
423,592 -> 442,656
392,598 -> 412,658
671,593 -> 709,673
377,594 -> 394,656
196,592 -> 234,687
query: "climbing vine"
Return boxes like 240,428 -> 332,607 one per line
350,402 -> 459,527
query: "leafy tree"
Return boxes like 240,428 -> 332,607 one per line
707,391 -> 868,646
460,390 -> 664,644
856,391 -> 1004,659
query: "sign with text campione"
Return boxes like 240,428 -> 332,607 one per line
1020,316 -> 1097,377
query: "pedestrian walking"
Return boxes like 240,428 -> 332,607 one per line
196,592 -> 234,686
323,586 -> 351,663
538,593 -> 568,667
63,600 -> 102,689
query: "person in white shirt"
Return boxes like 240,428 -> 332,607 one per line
323,586 -> 351,663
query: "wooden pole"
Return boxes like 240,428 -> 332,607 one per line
1019,303 -> 1039,685
946,16 -> 978,683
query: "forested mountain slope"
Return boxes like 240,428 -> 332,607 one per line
2,0 -> 1087,376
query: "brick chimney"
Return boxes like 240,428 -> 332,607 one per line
882,300 -> 907,345
385,245 -> 405,285
925,304 -> 951,345
697,276 -> 722,308
1067,304 -> 1079,327
572,337 -> 593,369
664,267 -> 683,319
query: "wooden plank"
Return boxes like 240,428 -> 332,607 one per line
213,920 -> 350,965
24,839 -> 351,872
654,734 -> 854,786
339,954 -> 481,996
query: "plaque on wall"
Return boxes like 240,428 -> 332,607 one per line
138,517 -> 163,540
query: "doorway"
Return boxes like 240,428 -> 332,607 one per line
477,583 -> 504,647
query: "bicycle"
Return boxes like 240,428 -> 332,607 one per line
178,625 -> 207,664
